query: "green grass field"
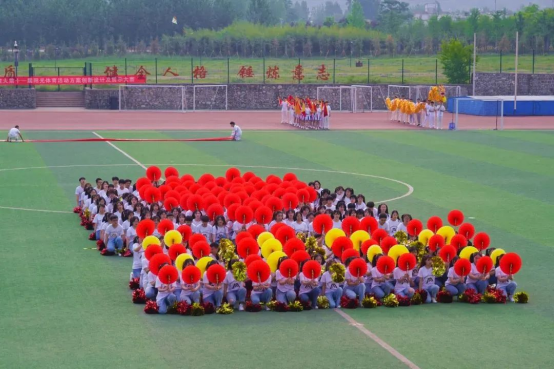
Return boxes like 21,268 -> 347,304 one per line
8,52 -> 550,91
1,129 -> 554,368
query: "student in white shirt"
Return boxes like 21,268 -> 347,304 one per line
230,121 -> 242,141
75,177 -> 86,207
275,257 -> 297,304
103,215 -> 124,253
178,259 -> 201,304
387,210 -> 401,236
418,255 -> 439,303
298,260 -> 321,309
320,260 -> 343,309
223,259 -> 247,311
494,254 -> 517,302
6,125 -> 24,142
202,261 -> 224,308
445,257 -> 467,296
466,253 -> 489,294
370,255 -> 393,299
343,257 -> 366,306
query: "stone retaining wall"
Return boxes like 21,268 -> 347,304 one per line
0,89 -> 36,109
475,72 -> 554,96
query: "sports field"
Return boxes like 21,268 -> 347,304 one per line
1,127 -> 554,368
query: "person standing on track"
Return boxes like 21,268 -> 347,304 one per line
229,121 -> 242,141
6,125 -> 24,142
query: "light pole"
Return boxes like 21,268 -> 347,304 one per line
14,41 -> 19,88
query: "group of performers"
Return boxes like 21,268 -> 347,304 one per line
279,96 -> 331,130
386,86 -> 448,129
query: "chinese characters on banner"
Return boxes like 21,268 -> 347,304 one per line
0,75 -> 147,86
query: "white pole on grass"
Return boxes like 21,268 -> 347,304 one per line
514,31 -> 519,112
472,33 -> 476,96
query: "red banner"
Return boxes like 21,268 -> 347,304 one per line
0,75 -> 147,86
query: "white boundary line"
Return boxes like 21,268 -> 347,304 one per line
0,205 -> 73,214
92,132 -> 147,170
334,309 -> 419,369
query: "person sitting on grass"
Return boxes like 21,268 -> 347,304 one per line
6,125 -> 24,142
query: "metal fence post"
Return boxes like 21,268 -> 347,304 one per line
155,58 -> 158,84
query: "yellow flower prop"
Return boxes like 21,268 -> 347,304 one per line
164,230 -> 182,246
196,256 -> 214,276
261,238 -> 283,259
267,251 -> 287,272
491,248 -> 506,265
325,228 -> 345,248
418,229 -> 434,246
175,253 -> 194,271
388,244 -> 409,264
257,231 -> 274,247
367,245 -> 383,264
436,226 -> 455,244
460,246 -> 479,260
350,230 -> 370,251
142,235 -> 161,250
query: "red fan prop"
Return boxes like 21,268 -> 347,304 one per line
473,232 -> 490,251
236,231 -> 254,245
168,244 -> 187,261
235,205 -> 254,225
192,241 -> 210,259
360,217 -> 378,234
407,219 -> 423,236
428,234 -> 445,252
146,166 -> 162,182
341,248 -> 361,264
144,187 -> 162,204
380,236 -> 397,255
371,229 -> 388,245
163,197 -> 179,212
348,258 -> 368,277
247,260 -> 271,283
302,260 -> 322,279
331,236 -> 353,260
157,219 -> 174,236
458,223 -> 475,240
145,244 -> 163,260
499,252 -> 522,275
454,259 -> 471,277
313,214 -> 333,234
447,209 -> 464,226
275,226 -> 296,245
224,193 -> 241,208
279,259 -> 299,278
284,238 -> 306,257
136,219 -> 155,238
177,225 -> 192,242
376,255 -> 395,275
361,239 -> 378,256
265,196 -> 284,213
226,203 -> 239,222
149,253 -> 171,275
427,216 -> 443,233
247,224 -> 265,239
158,265 -> 179,284
476,256 -> 493,274
186,194 -> 204,212
206,203 -> 224,221
182,265 -> 201,284
245,254 -> 262,267
254,206 -> 273,225
439,245 -> 457,264
237,238 -> 260,259
450,234 -> 468,250
398,253 -> 417,272
282,193 -> 299,210
291,250 -> 311,264
270,222 -> 286,235
225,167 -> 241,182
206,264 -> 227,284
342,216 -> 361,236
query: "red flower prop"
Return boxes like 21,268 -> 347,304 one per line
225,167 -> 241,182
144,187 -> 162,204
157,219 -> 174,236
145,244 -> 163,260
132,288 -> 147,304
428,234 -> 445,252
500,252 -> 522,275
237,237 -> 259,259
164,166 -> 179,178
276,226 -> 296,245
361,239 -> 378,256
380,236 -> 397,255
291,250 -> 311,264
159,265 -> 179,284
476,256 -> 493,274
407,219 -> 423,237
226,203 -> 239,222
341,248 -> 361,264
284,238 -> 306,257
454,259 -> 471,277
340,296 -> 359,309
447,209 -> 464,226
247,260 -> 271,283
282,193 -> 299,210
458,223 -> 475,240
473,232 -> 491,251
182,266 -> 201,284
176,225 -> 192,243
376,255 -> 395,274
332,236 -> 353,260
270,222 -> 286,236
398,253 -> 417,272
146,166 -> 162,182
450,234 -> 468,250
371,229 -> 388,245
247,224 -> 265,239
206,264 -> 226,284
186,194 -> 204,212
235,205 -> 254,224
265,196 -> 284,213
192,241 -> 211,259
348,258 -> 368,277
168,244 -> 187,261
245,254 -> 262,267
163,197 -> 179,212
342,216 -> 361,236
254,206 -> 273,225
427,216 -> 443,233
302,260 -> 322,279
206,203 -> 224,222
129,278 -> 140,290
279,259 -> 299,278
313,214 -> 333,234
360,217 -> 378,234
439,245 -> 457,264
149,253 -> 171,275
144,300 -> 159,314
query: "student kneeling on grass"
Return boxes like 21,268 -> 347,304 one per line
103,215 -> 124,253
